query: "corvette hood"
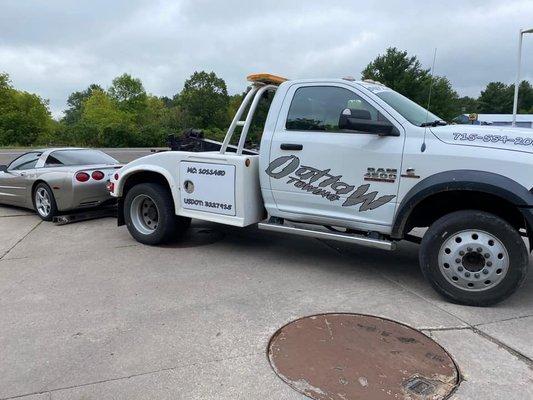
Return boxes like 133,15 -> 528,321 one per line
430,125 -> 533,154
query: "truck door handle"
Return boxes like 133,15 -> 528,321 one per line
280,143 -> 303,151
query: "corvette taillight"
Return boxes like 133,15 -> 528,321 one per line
92,171 -> 105,181
114,173 -> 119,180
75,172 -> 90,182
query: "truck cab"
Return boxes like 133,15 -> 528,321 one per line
110,73 -> 533,306
259,78 -> 405,233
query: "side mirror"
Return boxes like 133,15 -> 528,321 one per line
339,108 -> 399,136
0,165 -> 7,172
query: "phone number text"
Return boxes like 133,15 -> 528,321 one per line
453,133 -> 533,146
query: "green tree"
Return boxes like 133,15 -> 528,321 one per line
362,47 -> 459,121
227,93 -> 243,122
62,84 -> 103,125
60,73 -> 190,147
0,72 -> 54,146
221,89 -> 273,147
178,71 -> 229,131
108,73 -> 147,113
362,48 -> 429,102
455,96 -> 479,114
466,80 -> 533,114
159,102 -> 186,136
421,76 -> 460,122
516,80 -> 533,113
135,96 -> 169,146
478,82 -> 513,113
0,72 -> 10,89
159,96 -> 175,108
80,89 -> 135,146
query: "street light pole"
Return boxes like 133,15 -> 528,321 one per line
512,28 -> 533,127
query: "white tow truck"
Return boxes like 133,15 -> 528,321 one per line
109,73 -> 533,306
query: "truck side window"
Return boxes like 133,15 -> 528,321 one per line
286,86 -> 384,132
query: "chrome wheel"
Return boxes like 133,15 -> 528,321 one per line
438,230 -> 509,292
130,194 -> 159,235
35,187 -> 52,217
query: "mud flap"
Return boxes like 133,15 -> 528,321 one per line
117,198 -> 125,226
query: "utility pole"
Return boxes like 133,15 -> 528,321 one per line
512,28 -> 533,127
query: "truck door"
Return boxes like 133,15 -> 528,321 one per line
266,83 -> 404,229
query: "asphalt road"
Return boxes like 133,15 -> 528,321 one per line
0,148 -> 158,165
0,148 -> 532,400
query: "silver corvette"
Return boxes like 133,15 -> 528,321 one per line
0,148 -> 121,221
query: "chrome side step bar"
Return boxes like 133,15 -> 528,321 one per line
258,222 -> 396,251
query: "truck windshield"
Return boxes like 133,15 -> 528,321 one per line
362,84 -> 443,126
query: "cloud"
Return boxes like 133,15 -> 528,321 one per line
1,0 -> 532,118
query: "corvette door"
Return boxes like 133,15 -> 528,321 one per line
0,152 -> 41,205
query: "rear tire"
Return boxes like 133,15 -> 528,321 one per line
420,210 -> 528,306
33,183 -> 58,221
124,183 -> 190,245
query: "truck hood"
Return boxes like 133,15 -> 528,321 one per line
430,125 -> 533,154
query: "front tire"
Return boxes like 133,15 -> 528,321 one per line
124,183 -> 190,245
33,183 -> 58,221
420,210 -> 528,306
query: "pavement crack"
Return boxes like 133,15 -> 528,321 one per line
470,327 -> 533,369
0,220 -> 42,260
377,277 -> 533,366
113,244 -> 140,249
422,326 -> 472,332
474,314 -> 533,327
424,326 -> 533,367
0,256 -> 29,262
1,352 -> 262,400
382,278 -> 533,368
324,243 -> 533,368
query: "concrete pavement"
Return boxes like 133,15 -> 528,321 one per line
0,205 -> 532,400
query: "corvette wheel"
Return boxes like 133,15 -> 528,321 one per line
33,183 -> 58,221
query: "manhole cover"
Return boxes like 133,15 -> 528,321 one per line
164,227 -> 225,248
268,314 -> 459,400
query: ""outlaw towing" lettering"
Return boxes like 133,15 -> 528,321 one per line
265,155 -> 396,212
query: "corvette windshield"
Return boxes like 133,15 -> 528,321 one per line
362,84 -> 443,126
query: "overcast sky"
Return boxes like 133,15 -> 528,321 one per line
1,0 -> 532,118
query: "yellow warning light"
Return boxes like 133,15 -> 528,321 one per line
247,73 -> 288,85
